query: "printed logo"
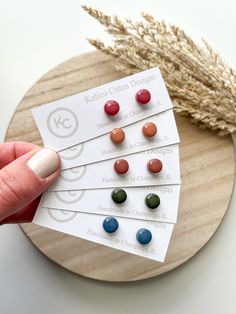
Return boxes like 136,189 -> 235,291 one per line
60,166 -> 87,181
48,208 -> 77,222
59,144 -> 84,160
55,190 -> 85,203
47,108 -> 78,138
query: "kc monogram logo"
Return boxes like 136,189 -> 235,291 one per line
48,208 -> 77,222
60,166 -> 87,181
59,144 -> 84,160
47,108 -> 78,138
55,190 -> 85,203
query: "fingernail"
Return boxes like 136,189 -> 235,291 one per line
27,148 -> 60,178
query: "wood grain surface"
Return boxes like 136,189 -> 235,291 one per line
5,51 -> 235,282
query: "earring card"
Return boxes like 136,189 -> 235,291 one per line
32,67 -> 173,151
33,199 -> 174,262
49,144 -> 180,191
58,109 -> 179,170
42,185 -> 181,224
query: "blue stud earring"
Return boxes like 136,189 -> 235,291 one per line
136,228 -> 152,245
103,217 -> 119,233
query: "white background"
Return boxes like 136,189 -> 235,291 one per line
0,0 -> 236,313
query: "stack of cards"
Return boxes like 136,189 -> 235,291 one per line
32,67 -> 181,262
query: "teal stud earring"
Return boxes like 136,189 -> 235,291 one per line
136,228 -> 152,245
103,217 -> 119,233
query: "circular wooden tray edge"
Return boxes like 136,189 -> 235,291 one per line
4,51 -> 235,282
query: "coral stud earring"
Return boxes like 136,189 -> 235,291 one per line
142,122 -> 157,137
110,128 -> 125,144
104,100 -> 120,116
135,89 -> 151,105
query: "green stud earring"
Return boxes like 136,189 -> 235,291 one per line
145,193 -> 160,209
111,188 -> 127,204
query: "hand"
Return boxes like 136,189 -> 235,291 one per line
0,142 -> 60,225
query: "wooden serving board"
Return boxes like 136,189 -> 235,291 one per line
5,51 -> 235,282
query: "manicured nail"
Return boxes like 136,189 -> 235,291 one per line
27,148 -> 60,178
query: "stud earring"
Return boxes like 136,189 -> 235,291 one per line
104,100 -> 120,116
136,228 -> 152,244
145,193 -> 160,209
142,122 -> 157,137
114,159 -> 129,174
135,89 -> 151,105
110,128 -> 125,144
103,216 -> 119,233
147,158 -> 163,173
111,188 -> 127,204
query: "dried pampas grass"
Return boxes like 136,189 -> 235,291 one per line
82,5 -> 236,135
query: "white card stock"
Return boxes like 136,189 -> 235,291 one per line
59,109 -> 179,169
33,199 -> 174,262
32,67 -> 173,151
49,144 -> 180,191
43,185 -> 180,223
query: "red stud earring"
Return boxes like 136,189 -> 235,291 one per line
114,159 -> 129,174
135,89 -> 151,105
104,100 -> 120,116
147,158 -> 163,173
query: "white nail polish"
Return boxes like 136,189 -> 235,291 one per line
27,148 -> 60,178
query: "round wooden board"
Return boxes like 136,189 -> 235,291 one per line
5,51 -> 235,282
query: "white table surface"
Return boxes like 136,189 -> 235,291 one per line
0,0 -> 236,313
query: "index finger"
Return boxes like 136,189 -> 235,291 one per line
0,141 -> 41,169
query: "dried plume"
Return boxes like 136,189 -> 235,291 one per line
82,5 -> 236,135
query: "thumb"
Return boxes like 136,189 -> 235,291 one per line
0,148 -> 60,221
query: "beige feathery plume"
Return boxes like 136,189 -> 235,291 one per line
82,5 -> 236,135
